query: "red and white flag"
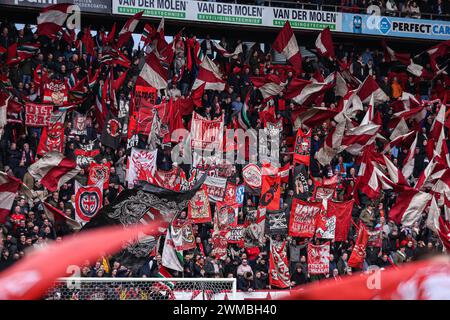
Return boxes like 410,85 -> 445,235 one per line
272,21 -> 302,74
316,121 -> 346,166
390,91 -> 421,113
116,10 -> 144,48
289,199 -> 323,238
137,52 -> 168,90
360,94 -> 375,126
285,73 -> 334,105
88,162 -> 111,190
307,242 -> 330,275
357,75 -> 389,104
0,173 -> 22,223
382,41 -> 411,66
37,4 -> 71,39
407,61 -> 431,78
250,74 -> 285,100
389,117 -> 410,141
126,148 -> 158,189
213,42 -> 243,59
401,132 -> 418,179
383,155 -> 408,186
430,104 -> 446,141
28,152 -> 79,192
192,56 -> 225,91
390,188 -> 432,227
291,107 -> 339,129
315,27 -> 335,60
340,122 -> 380,155
354,147 -> 392,202
43,201 -> 81,231
269,239 -> 290,288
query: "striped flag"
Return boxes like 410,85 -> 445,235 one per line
0,172 -> 23,223
28,151 -> 80,192
192,56 -> 225,91
315,27 -> 335,60
137,52 -> 168,90
272,21 -> 302,74
141,23 -> 155,45
117,10 -> 143,48
37,4 -> 72,39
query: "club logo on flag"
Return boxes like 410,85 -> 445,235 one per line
242,164 -> 261,189
75,186 -> 102,222
106,118 -> 122,137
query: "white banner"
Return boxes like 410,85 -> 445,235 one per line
113,0 -> 342,31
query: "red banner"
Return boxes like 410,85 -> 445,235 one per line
211,231 -> 228,260
289,199 -> 323,238
307,242 -> 330,275
348,223 -> 369,269
43,80 -> 68,106
315,214 -> 336,240
269,240 -> 290,288
368,227 -> 383,247
260,163 -> 281,211
293,129 -> 311,166
328,200 -> 354,242
188,186 -> 212,223
25,103 -> 53,127
88,162 -> 111,190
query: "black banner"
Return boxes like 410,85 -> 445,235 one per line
265,209 -> 289,235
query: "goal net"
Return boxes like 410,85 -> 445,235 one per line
44,277 -> 237,300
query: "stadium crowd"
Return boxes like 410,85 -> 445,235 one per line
0,8 -> 448,295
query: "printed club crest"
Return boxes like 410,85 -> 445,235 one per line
75,186 -> 102,222
106,118 -> 122,137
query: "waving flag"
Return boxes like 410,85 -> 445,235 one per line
315,27 -> 335,60
162,227 -> 184,272
272,21 -> 302,73
285,73 -> 334,105
37,4 -> 72,39
0,173 -> 23,223
137,52 -> 168,90
192,56 -> 225,91
390,188 -> 432,227
117,10 -> 143,48
28,152 -> 79,192
250,74 -> 285,100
